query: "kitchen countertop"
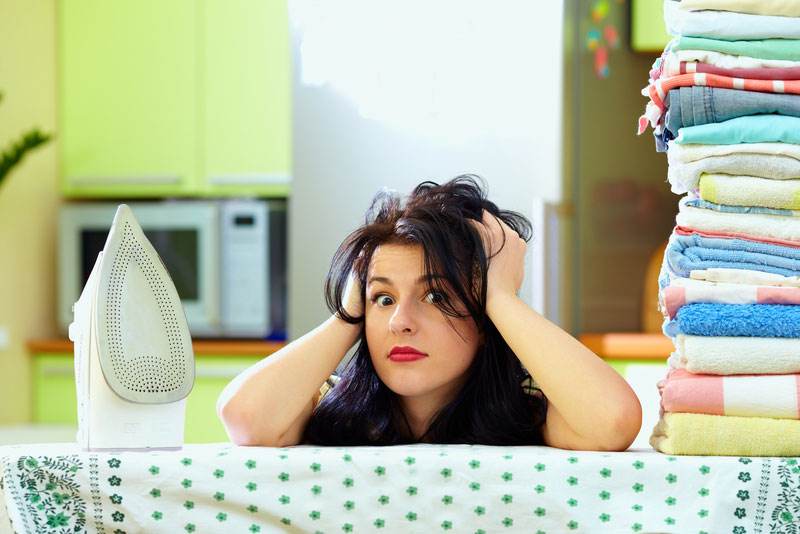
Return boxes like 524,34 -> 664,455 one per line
578,332 -> 672,360
27,339 -> 286,356
30,333 -> 672,360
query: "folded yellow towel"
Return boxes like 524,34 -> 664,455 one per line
651,412 -> 800,456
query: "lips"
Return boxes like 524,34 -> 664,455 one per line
389,345 -> 428,362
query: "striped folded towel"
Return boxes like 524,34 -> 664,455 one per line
661,277 -> 800,318
690,267 -> 800,286
659,368 -> 800,418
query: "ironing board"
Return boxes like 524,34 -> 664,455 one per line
1,442 -> 798,533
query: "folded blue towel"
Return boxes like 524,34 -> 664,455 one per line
666,230 -> 800,280
664,303 -> 800,338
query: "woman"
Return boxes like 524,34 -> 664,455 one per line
217,175 -> 642,449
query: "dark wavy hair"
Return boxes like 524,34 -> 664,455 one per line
302,175 -> 547,445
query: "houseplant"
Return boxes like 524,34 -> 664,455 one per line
0,90 -> 52,188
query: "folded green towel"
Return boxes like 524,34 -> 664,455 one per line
674,35 -> 800,61
677,115 -> 800,146
700,174 -> 800,210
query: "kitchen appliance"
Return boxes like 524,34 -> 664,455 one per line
68,204 -> 194,450
59,199 -> 287,338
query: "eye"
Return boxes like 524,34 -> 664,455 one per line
371,294 -> 394,307
425,291 -> 446,304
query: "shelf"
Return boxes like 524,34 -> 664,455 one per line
27,339 -> 286,357
579,332 -> 672,360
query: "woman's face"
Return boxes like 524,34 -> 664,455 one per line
364,242 -> 480,403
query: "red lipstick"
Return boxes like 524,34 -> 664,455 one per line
389,345 -> 428,362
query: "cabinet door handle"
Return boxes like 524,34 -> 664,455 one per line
207,174 -> 290,186
69,175 -> 182,185
41,365 -> 74,377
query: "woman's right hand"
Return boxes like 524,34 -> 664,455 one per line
341,270 -> 364,319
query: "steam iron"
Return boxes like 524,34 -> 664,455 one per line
68,204 -> 195,450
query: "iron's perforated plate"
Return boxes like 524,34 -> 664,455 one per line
95,205 -> 195,403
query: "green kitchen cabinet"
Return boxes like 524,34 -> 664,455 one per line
184,356 -> 265,443
59,0 -> 200,198
32,353 -> 265,443
33,355 -> 80,425
631,0 -> 671,53
59,0 -> 291,199
201,0 -> 292,198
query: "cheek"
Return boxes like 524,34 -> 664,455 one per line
443,316 -> 479,345
364,311 -> 384,344
365,312 -> 390,367
435,321 -> 480,365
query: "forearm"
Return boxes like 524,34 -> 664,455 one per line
487,293 -> 641,449
217,314 -> 361,443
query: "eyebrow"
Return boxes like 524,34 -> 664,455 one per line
367,274 -> 446,287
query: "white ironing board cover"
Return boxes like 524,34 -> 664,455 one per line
0,442 -> 797,533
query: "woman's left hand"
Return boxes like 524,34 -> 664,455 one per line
470,210 -> 526,306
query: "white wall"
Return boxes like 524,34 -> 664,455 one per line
0,0 -> 58,423
288,0 -> 565,338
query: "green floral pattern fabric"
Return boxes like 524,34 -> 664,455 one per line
1,443 -> 798,533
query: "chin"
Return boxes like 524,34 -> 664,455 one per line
377,368 -> 435,397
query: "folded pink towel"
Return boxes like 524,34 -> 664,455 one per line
659,368 -> 800,419
662,278 -> 800,319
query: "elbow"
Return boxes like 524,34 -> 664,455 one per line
216,393 -> 245,435
217,399 -> 252,445
602,398 -> 643,452
217,399 -> 264,446
217,398 -> 285,447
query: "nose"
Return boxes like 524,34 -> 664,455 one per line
388,299 -> 418,335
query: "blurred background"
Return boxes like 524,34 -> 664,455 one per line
0,0 -> 674,446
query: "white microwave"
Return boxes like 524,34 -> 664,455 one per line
58,199 -> 286,339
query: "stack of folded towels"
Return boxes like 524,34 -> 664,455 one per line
640,0 -> 800,456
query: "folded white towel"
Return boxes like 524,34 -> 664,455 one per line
664,0 -> 800,40
677,197 -> 800,243
670,335 -> 800,375
678,0 -> 800,17
691,267 -> 800,286
668,156 -> 800,195
668,142 -> 800,165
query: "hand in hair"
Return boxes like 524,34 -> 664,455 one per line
470,209 -> 526,305
341,269 -> 364,319
473,213 -> 641,451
